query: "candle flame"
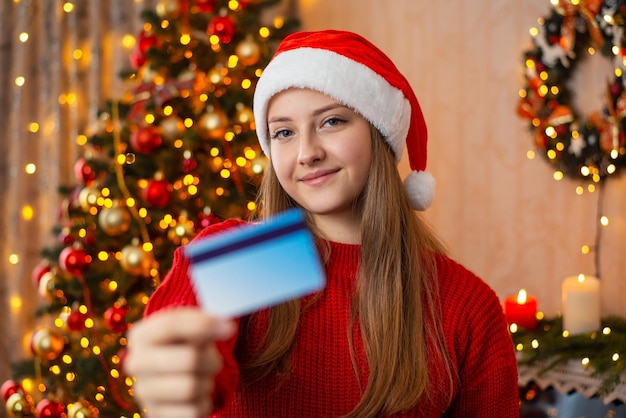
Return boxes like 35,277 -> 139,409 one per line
517,289 -> 528,304
577,273 -> 585,282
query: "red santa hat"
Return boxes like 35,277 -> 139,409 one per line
253,30 -> 434,210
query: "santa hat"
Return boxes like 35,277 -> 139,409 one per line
253,30 -> 434,210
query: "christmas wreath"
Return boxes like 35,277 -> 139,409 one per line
517,0 -> 626,181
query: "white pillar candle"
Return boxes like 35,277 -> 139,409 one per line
561,274 -> 600,335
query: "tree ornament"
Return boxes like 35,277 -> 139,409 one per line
198,108 -> 229,140
30,328 -> 65,361
38,271 -> 59,301
57,226 -> 75,245
35,398 -> 66,418
142,178 -> 172,208
159,116 -> 184,140
130,126 -> 163,154
31,262 -> 51,287
59,246 -> 90,275
207,14 -> 236,44
208,64 -> 227,85
5,392 -> 32,417
120,243 -> 154,277
67,401 -> 97,418
517,1 -> 626,181
65,308 -> 88,332
104,304 -> 130,333
77,186 -> 100,212
194,0 -> 216,13
235,104 -> 255,130
167,219 -> 195,245
182,156 -> 198,173
197,208 -> 221,231
74,158 -> 96,184
1,380 -> 22,402
235,36 -> 261,66
98,205 -> 131,236
155,0 -> 181,19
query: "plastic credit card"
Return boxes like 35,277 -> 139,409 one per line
184,208 -> 326,318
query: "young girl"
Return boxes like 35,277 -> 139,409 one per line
124,30 -> 520,417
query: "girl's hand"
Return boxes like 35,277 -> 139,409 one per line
124,307 -> 236,418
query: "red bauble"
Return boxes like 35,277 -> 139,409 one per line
129,47 -> 146,70
1,380 -> 22,402
130,126 -> 162,154
207,15 -> 235,43
130,31 -> 158,70
138,31 -> 159,54
194,0 -> 216,12
66,309 -> 88,332
59,246 -> 90,275
197,211 -> 221,231
182,157 -> 198,173
74,158 -> 96,184
57,226 -> 75,245
35,399 -> 66,418
31,262 -> 51,287
142,178 -> 172,208
104,305 -> 129,333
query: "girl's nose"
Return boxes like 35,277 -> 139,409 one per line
297,131 -> 325,165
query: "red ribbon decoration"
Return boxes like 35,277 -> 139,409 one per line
555,0 -> 605,52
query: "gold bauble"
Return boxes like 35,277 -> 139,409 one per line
6,392 -> 32,417
120,244 -> 154,277
98,206 -> 131,236
38,271 -> 57,301
159,116 -> 184,140
207,65 -> 226,85
198,108 -> 229,140
155,0 -> 180,19
235,105 -> 255,129
31,328 -> 65,361
235,36 -> 261,66
67,401 -> 98,418
78,187 -> 100,212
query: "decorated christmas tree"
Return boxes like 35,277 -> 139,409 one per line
1,1 -> 298,416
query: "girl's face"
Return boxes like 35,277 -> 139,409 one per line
267,88 -> 372,232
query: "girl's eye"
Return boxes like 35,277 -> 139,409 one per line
323,117 -> 345,127
270,129 -> 292,140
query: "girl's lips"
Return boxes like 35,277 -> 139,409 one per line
299,169 -> 339,186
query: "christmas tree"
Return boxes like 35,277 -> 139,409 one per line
1,0 -> 298,416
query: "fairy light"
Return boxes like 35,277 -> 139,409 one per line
80,337 -> 89,348
15,76 -> 25,86
581,245 -> 590,254
122,34 -> 135,48
600,216 -> 609,226
18,32 -> 29,42
22,205 -> 34,220
28,122 -> 39,132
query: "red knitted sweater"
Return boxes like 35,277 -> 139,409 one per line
145,219 -> 520,417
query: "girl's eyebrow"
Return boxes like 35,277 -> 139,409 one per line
268,103 -> 347,124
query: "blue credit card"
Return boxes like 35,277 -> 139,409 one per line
184,209 -> 326,318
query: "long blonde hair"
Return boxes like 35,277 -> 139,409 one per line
244,126 -> 455,416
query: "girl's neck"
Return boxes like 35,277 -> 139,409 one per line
311,212 -> 362,244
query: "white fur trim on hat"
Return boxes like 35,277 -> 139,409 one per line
253,47 -> 411,163
404,170 -> 435,211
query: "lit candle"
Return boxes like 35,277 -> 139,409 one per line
504,289 -> 538,330
562,274 -> 600,335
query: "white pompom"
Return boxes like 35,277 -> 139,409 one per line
403,170 -> 435,211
